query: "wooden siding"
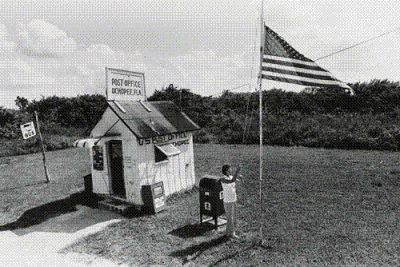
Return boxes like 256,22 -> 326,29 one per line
90,129 -> 196,204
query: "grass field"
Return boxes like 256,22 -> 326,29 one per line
1,144 -> 400,266
0,148 -> 91,225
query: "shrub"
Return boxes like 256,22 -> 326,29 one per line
0,123 -> 20,139
0,107 -> 15,126
193,128 -> 212,144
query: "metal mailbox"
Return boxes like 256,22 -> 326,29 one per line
199,175 -> 225,229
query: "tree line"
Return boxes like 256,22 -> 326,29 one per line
1,79 -> 400,156
149,80 -> 400,150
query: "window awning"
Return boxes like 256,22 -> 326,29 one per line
73,138 -> 100,148
155,144 -> 181,157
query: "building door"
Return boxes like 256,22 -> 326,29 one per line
108,140 -> 126,198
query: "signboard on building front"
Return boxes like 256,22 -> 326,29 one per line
20,121 -> 36,140
106,68 -> 146,101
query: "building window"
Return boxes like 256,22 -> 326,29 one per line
155,145 -> 168,163
154,144 -> 181,163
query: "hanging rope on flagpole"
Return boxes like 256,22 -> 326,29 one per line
243,19 -> 260,144
242,86 -> 253,144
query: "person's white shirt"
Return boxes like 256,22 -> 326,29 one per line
221,175 -> 237,202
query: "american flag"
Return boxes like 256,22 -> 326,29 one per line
261,25 -> 352,93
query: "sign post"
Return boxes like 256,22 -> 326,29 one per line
34,111 -> 50,183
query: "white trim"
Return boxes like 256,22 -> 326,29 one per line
155,144 -> 181,157
139,100 -> 151,112
114,101 -> 126,113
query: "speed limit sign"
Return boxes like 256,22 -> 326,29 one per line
20,121 -> 36,140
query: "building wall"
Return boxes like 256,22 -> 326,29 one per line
90,108 -> 119,137
134,131 -> 196,200
91,119 -> 125,195
90,129 -> 196,205
121,131 -> 140,203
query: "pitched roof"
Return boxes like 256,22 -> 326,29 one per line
107,100 -> 200,138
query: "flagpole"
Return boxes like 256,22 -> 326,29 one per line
258,0 -> 265,243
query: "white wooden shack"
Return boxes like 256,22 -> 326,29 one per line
76,100 -> 200,207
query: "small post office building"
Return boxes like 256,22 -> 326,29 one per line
79,100 -> 200,207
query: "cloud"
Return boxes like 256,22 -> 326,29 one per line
0,24 -> 15,53
16,19 -> 77,58
9,59 -> 52,86
160,50 -> 255,96
0,20 -> 148,108
87,44 -> 116,56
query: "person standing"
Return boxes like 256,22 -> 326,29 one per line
220,164 -> 241,239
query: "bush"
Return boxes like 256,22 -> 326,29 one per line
26,94 -> 107,129
193,128 -> 212,144
0,107 -> 15,126
0,123 -> 19,139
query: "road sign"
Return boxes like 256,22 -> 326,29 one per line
20,121 -> 36,139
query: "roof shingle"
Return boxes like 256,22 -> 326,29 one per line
107,100 -> 200,138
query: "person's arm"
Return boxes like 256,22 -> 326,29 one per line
221,167 -> 241,184
220,176 -> 233,184
232,166 -> 241,180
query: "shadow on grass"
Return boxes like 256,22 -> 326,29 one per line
169,225 -> 274,265
208,241 -> 273,266
168,222 -> 218,238
169,235 -> 230,264
0,191 -> 101,232
0,191 -> 152,236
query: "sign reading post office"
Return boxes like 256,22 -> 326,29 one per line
20,121 -> 36,140
106,68 -> 146,101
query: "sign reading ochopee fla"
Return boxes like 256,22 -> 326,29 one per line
106,68 -> 146,101
20,121 -> 36,140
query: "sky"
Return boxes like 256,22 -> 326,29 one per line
0,0 -> 399,109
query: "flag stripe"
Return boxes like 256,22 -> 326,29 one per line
263,57 -> 323,71
263,55 -> 319,68
262,61 -> 337,79
262,74 -> 327,87
262,66 -> 337,81
262,71 -> 346,86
